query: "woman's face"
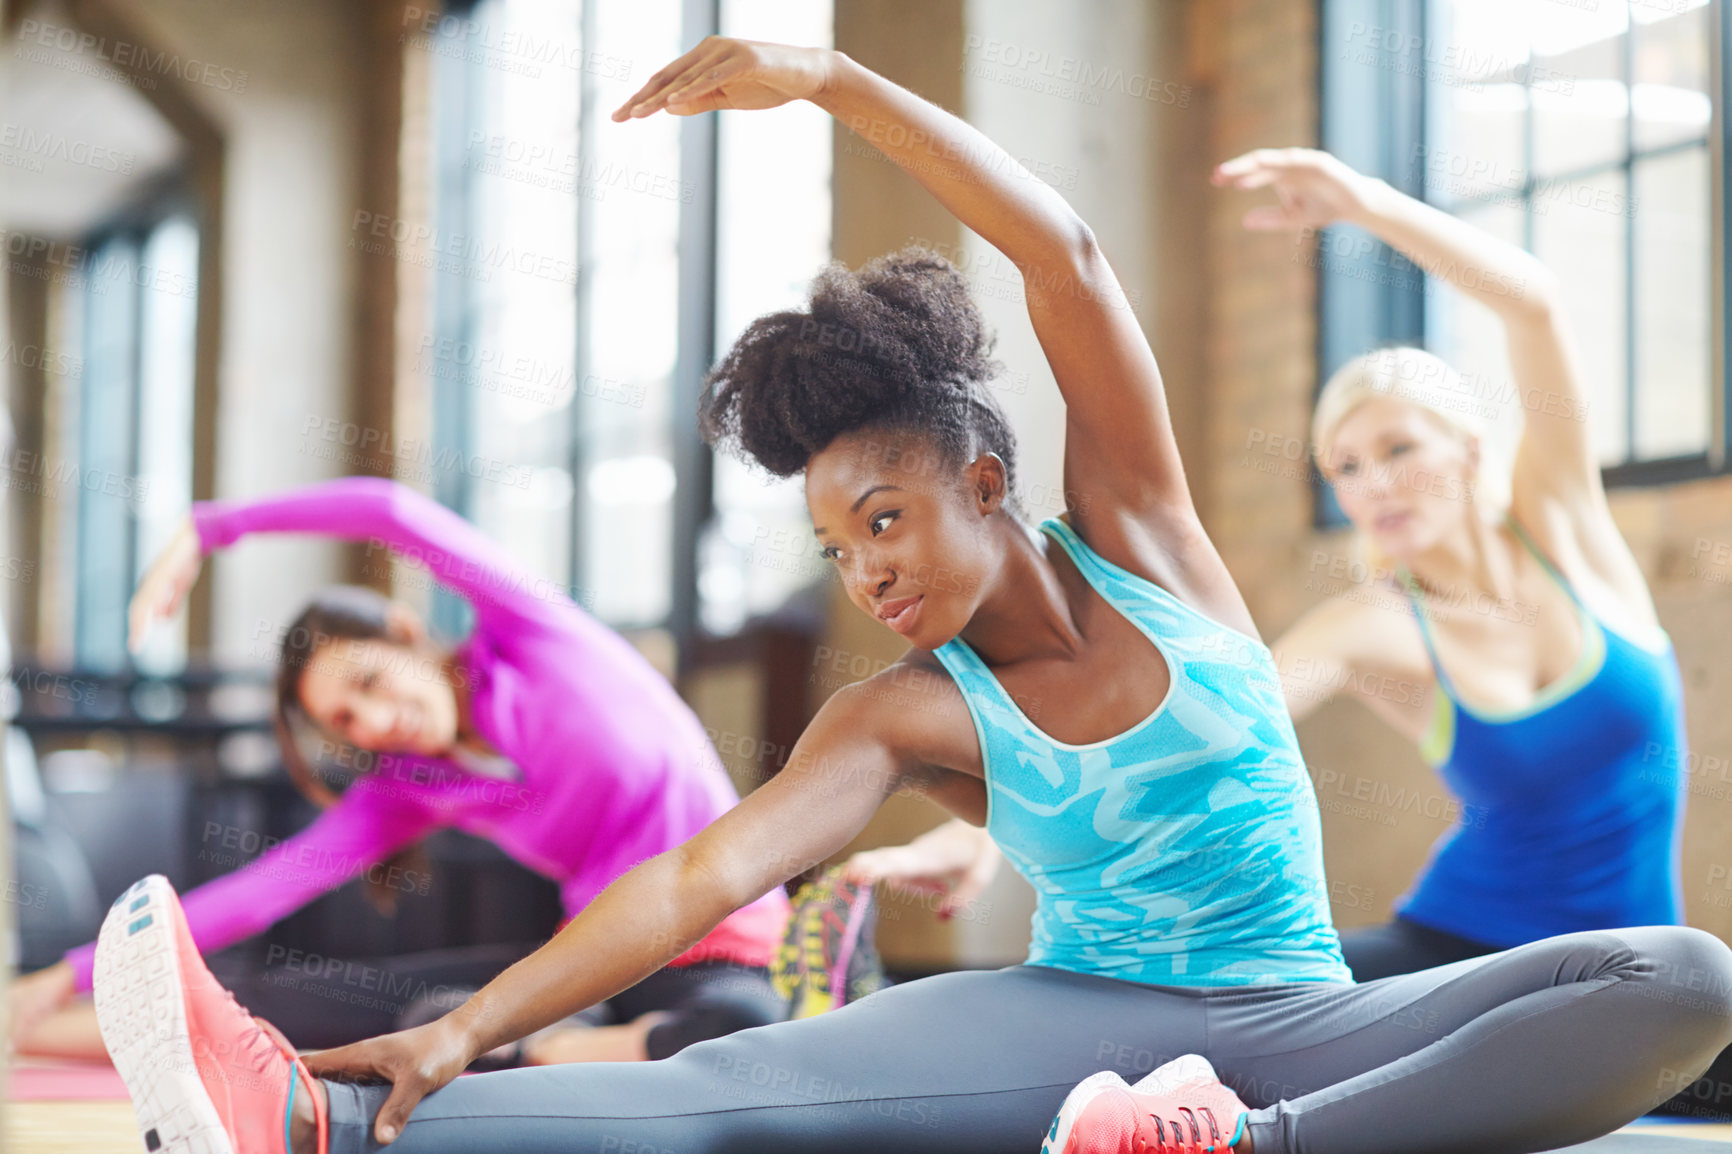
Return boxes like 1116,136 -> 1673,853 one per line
806,429 -> 1000,649
1321,397 -> 1480,564
296,634 -> 460,756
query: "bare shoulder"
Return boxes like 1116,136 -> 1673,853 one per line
1278,582 -> 1438,683
1277,586 -> 1437,738
1291,590 -> 1390,656
859,649 -> 982,775
810,650 -> 988,820
1061,502 -> 1261,639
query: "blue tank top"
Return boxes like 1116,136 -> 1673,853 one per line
931,516 -> 1352,987
1396,517 -> 1687,947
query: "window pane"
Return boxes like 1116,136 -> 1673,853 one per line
578,0 -> 683,627
1633,146 -> 1710,459
1532,168 -> 1628,464
1530,27 -> 1627,178
77,235 -> 142,671
1424,83 -> 1527,207
1426,1 -> 1528,205
704,0 -> 835,637
132,216 -> 199,674
1632,0 -> 1711,150
464,0 -> 580,607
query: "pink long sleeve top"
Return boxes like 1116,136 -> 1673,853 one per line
64,477 -> 788,992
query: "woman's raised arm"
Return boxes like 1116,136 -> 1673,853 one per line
129,478 -> 575,652
1217,148 -> 1601,525
618,39 -> 1195,533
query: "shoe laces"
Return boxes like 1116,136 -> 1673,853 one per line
1136,1104 -> 1228,1154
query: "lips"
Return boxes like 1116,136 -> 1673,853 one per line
876,595 -> 923,635
1374,510 -> 1413,533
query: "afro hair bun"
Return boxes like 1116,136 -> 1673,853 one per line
699,245 -> 1013,481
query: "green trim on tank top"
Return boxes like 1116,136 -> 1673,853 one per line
1402,517 -> 1610,765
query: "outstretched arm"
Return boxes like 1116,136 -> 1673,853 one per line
1216,148 -> 1600,523
304,681 -> 922,1144
60,780 -> 438,994
617,39 -> 1195,532
130,478 -> 571,651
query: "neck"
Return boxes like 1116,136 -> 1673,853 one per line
1402,510 -> 1515,603
956,518 -> 1085,668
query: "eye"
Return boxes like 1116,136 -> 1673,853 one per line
1387,441 -> 1412,457
362,671 -> 380,690
821,544 -> 841,562
869,511 -> 899,536
1338,459 -> 1359,477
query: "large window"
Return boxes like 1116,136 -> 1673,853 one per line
1426,0 -> 1713,469
702,0 -> 834,637
1319,0 -> 1722,510
425,0 -> 582,641
428,0 -> 833,643
60,210 -> 199,673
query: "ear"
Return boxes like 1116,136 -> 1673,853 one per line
381,600 -> 427,647
970,452 -> 1008,514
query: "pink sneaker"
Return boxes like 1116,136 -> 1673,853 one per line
1042,1055 -> 1248,1154
93,875 -> 328,1154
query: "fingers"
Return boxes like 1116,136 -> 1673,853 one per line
1213,147 -> 1314,188
841,845 -> 919,885
301,1041 -> 385,1082
613,41 -> 712,120
662,57 -> 751,114
940,843 -> 1000,918
374,1076 -> 430,1145
126,587 -> 163,654
613,40 -> 729,120
960,841 -> 1000,895
1241,205 -> 1299,231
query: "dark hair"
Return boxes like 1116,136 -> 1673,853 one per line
274,585 -> 431,912
699,246 -> 1020,505
274,586 -> 401,807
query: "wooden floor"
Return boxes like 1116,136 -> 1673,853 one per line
4,1102 -> 1732,1153
8,1102 -> 140,1154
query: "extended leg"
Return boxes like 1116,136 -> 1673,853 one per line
1211,927 -> 1732,1154
323,964 -> 1213,1154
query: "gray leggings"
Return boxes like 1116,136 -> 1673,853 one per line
323,926 -> 1732,1154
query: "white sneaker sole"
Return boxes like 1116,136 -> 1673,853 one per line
93,875 -> 237,1154
1041,1070 -> 1131,1154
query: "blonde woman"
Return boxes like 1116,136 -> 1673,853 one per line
1219,148 -> 1723,1115
1216,146 -> 1684,971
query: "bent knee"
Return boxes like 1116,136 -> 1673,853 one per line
1618,926 -> 1732,1043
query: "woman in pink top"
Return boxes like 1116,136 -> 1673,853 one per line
8,476 -> 791,1064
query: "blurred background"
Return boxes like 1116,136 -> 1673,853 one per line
0,0 -> 1727,992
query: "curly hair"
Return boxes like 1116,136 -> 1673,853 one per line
699,246 -> 1020,504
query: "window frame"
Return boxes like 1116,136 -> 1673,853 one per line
1314,0 -> 1729,529
71,177 -> 202,672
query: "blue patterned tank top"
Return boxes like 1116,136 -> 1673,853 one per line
931,516 -> 1352,987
